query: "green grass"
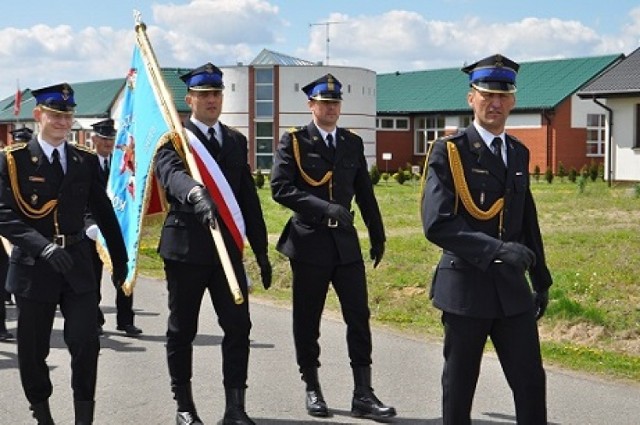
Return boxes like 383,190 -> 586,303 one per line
139,178 -> 640,382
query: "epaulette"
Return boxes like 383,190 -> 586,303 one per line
73,144 -> 96,155
287,126 -> 305,134
507,134 -> 524,146
441,131 -> 464,142
4,142 -> 27,152
346,128 -> 359,136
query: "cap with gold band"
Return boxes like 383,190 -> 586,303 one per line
461,54 -> 519,94
31,83 -> 76,113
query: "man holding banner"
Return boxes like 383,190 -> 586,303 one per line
154,63 -> 272,425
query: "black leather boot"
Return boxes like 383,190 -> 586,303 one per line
222,388 -> 255,425
30,400 -> 55,425
74,400 -> 94,425
173,384 -> 203,425
301,367 -> 329,417
351,366 -> 397,420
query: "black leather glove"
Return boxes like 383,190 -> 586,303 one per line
495,242 -> 536,272
325,203 -> 353,226
370,242 -> 385,268
533,290 -> 549,320
112,262 -> 128,288
39,243 -> 74,273
188,186 -> 217,229
256,253 -> 272,290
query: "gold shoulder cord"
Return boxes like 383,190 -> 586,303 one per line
292,132 -> 334,199
446,141 -> 504,237
419,140 -> 438,209
6,151 -> 58,219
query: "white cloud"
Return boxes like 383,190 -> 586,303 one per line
0,1 -> 639,98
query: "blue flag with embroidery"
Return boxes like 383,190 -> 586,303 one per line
102,44 -> 170,295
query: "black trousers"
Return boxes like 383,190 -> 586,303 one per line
164,259 -> 251,389
290,259 -> 372,371
16,287 -> 99,404
91,242 -> 134,327
441,311 -> 547,425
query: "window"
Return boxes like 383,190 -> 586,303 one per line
376,117 -> 409,130
255,68 -> 273,118
586,113 -> 605,156
459,115 -> 473,129
414,116 -> 445,155
255,121 -> 273,170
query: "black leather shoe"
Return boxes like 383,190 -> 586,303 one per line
306,389 -> 329,417
352,388 -> 397,420
176,411 -> 203,425
0,330 -> 14,341
117,324 -> 143,336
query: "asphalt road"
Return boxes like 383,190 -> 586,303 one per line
1,274 -> 639,424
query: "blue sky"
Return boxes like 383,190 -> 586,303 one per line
1,0 -> 640,97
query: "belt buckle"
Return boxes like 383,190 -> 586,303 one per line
53,234 -> 66,248
327,218 -> 338,228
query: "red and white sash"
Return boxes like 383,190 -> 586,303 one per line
185,129 -> 246,253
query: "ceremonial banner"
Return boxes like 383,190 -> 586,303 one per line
103,43 -> 170,296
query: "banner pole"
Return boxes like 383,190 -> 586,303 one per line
132,13 -> 244,304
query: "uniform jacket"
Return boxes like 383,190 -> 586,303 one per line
271,122 -> 385,266
154,121 -> 268,265
421,125 -> 552,318
0,138 -> 127,302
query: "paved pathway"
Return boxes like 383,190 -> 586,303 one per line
1,275 -> 639,424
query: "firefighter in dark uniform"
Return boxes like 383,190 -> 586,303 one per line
154,63 -> 272,425
270,74 -> 396,421
0,128 -> 33,341
421,54 -> 552,424
0,83 -> 128,424
85,118 -> 142,337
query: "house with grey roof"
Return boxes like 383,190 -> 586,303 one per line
376,54 -> 623,175
578,46 -> 640,182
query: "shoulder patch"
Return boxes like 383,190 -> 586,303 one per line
4,142 -> 27,153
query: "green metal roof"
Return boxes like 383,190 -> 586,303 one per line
0,70 -> 195,124
377,54 -> 623,114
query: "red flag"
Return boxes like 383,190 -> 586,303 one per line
13,85 -> 22,116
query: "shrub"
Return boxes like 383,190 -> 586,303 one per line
580,164 -> 589,179
254,169 -> 265,189
544,167 -> 554,184
369,164 -> 381,185
635,183 -> 640,198
588,159 -> 599,182
557,162 -> 566,182
597,162 -> 605,181
568,167 -> 578,183
577,175 -> 587,194
381,172 -> 390,183
393,168 -> 408,185
533,165 -> 541,182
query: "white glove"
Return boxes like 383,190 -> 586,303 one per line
85,224 -> 99,241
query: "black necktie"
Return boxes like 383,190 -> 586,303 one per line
208,127 -> 221,155
51,148 -> 64,187
491,137 -> 503,164
327,133 -> 335,159
103,157 -> 110,175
